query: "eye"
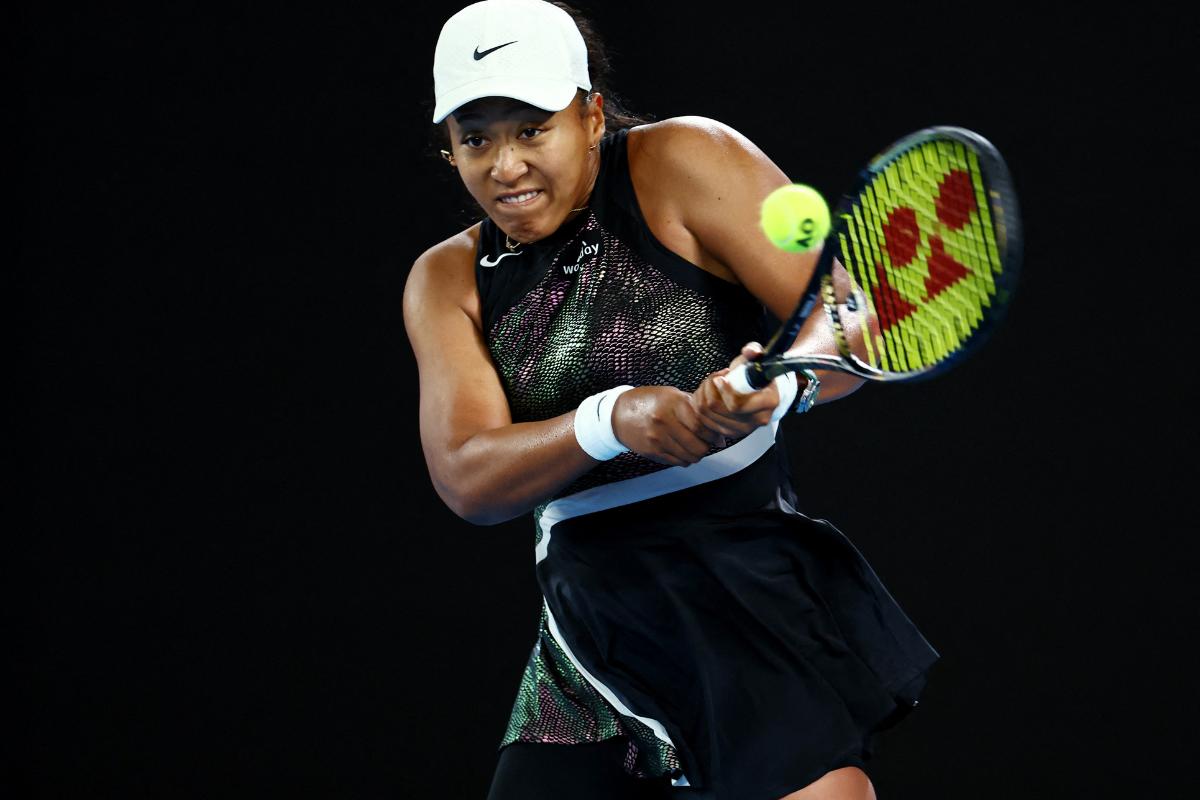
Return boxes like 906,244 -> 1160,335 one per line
519,127 -> 544,139
461,134 -> 486,149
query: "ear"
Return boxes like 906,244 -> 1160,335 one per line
586,92 -> 606,145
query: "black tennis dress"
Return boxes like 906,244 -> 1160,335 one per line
475,128 -> 939,799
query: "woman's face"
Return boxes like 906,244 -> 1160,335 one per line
445,94 -> 604,244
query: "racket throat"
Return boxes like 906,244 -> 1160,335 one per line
821,275 -> 853,359
743,359 -> 793,390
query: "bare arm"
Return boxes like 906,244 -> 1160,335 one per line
635,118 -> 869,409
403,232 -> 718,524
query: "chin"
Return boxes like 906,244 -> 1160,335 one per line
502,212 -> 558,244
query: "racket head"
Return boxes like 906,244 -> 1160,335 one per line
818,125 -> 1022,381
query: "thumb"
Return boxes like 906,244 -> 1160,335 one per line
741,341 -> 765,361
713,375 -> 741,411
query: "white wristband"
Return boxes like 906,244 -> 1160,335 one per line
574,385 -> 635,461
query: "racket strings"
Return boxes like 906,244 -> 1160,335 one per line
836,137 -> 1007,374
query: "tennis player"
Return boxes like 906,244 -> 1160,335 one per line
403,2 -> 939,797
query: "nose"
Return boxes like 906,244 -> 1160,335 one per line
490,144 -> 528,184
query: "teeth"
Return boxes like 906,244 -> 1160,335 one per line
500,191 -> 539,204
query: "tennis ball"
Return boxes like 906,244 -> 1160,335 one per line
760,184 -> 830,253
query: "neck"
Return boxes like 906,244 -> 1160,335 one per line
571,147 -> 601,213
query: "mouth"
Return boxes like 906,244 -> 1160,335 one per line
496,189 -> 544,207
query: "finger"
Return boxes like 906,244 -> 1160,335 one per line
696,408 -> 753,438
671,403 -> 719,460
694,385 -> 754,428
714,375 -> 745,412
700,373 -> 762,420
640,428 -> 691,466
745,383 -> 781,415
700,366 -> 731,390
694,375 -> 732,415
703,404 -> 762,434
645,452 -> 688,468
714,375 -> 782,430
702,405 -> 752,428
694,421 -> 729,443
670,429 -> 713,463
721,374 -> 781,415
651,433 -> 701,466
741,341 -> 765,360
690,412 -> 729,445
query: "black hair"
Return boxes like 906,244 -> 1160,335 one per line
426,1 -> 653,223
550,2 -> 652,134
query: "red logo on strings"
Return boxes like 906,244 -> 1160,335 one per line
873,170 -> 976,332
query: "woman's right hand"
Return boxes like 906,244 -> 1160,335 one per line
611,386 -> 724,467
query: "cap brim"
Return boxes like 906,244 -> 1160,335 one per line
432,77 -> 580,123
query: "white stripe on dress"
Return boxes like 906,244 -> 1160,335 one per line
535,421 -> 777,564
534,421 -> 779,787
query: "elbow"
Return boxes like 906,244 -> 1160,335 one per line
427,441 -> 529,525
434,480 -> 519,527
453,499 -> 513,527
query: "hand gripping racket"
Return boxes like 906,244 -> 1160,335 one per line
728,126 -> 1022,394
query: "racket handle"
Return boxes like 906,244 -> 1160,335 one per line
725,364 -> 799,421
726,362 -> 774,394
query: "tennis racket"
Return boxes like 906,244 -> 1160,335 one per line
728,126 -> 1021,394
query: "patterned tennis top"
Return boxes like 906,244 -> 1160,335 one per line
475,127 -> 766,778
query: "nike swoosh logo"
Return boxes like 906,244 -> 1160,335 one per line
473,41 -> 517,60
480,251 -> 521,268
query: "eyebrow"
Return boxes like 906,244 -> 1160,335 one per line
453,104 -> 551,126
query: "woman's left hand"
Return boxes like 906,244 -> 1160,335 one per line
692,341 -> 780,437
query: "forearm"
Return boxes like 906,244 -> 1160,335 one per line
425,412 -> 597,526
786,316 -> 867,405
809,370 -> 864,403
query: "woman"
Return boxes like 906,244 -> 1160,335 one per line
403,1 -> 939,798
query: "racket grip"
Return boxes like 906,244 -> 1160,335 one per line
725,364 -> 798,421
726,362 -> 773,394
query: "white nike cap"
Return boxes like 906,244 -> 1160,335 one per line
432,0 -> 591,124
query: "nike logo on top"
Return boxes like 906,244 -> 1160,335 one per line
473,41 -> 517,60
480,251 -> 522,268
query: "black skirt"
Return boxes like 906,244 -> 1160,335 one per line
535,444 -> 939,800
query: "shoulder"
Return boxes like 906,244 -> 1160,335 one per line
403,222 -> 484,327
405,223 -> 481,299
628,116 -> 770,177
623,115 -> 788,247
622,117 -> 805,317
625,116 -> 782,228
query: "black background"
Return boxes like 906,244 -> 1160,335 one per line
16,2 -> 1196,798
